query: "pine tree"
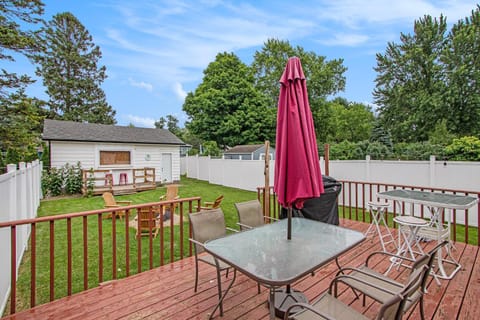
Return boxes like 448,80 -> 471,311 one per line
31,12 -> 116,124
0,0 -> 44,98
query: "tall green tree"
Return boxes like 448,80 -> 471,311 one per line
0,0 -> 44,99
154,117 -> 166,129
374,15 -> 448,142
155,114 -> 181,137
183,52 -> 275,148
0,89 -> 44,166
0,0 -> 45,165
250,39 -> 347,141
31,12 -> 116,124
327,98 -> 375,143
442,6 -> 480,136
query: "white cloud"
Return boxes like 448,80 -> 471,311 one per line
125,114 -> 156,128
319,33 -> 370,47
103,1 -> 316,87
173,82 -> 187,101
315,0 -> 474,26
128,78 -> 153,92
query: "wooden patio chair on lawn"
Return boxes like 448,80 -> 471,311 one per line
159,184 -> 180,218
102,192 -> 132,220
135,207 -> 161,239
159,184 -> 179,201
200,195 -> 224,210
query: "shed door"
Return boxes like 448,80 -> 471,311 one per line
161,153 -> 172,182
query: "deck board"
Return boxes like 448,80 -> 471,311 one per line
2,219 -> 477,320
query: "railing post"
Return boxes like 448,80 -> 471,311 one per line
324,144 -> 330,176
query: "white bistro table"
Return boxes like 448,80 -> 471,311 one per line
378,189 -> 478,280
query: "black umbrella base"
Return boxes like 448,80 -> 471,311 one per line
270,287 -> 308,319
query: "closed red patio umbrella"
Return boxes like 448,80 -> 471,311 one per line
274,56 -> 324,239
272,56 -> 325,318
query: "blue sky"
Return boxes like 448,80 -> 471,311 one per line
10,0 -> 478,127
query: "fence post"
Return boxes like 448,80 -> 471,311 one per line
196,154 -> 199,179
365,155 -> 371,181
26,163 -> 33,220
208,155 -> 211,182
18,162 -> 28,252
7,165 -> 16,222
430,155 -> 436,187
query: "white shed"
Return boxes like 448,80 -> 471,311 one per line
42,119 -> 185,185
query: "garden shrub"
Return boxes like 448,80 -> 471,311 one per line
366,141 -> 392,159
445,136 -> 480,161
392,142 -> 444,160
42,167 -> 63,197
64,162 -> 83,194
42,162 -> 83,197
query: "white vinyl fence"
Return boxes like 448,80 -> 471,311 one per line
0,160 -> 42,316
181,155 -> 480,225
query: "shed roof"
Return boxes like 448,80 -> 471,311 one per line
224,144 -> 265,154
42,119 -> 184,145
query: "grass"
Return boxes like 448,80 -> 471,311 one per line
9,176 -> 258,314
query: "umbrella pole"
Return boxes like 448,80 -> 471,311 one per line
287,207 -> 292,240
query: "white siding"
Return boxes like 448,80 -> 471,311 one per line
50,142 -> 95,168
134,145 -> 180,182
49,141 -> 181,183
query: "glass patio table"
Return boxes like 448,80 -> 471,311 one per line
377,189 -> 478,280
204,217 -> 365,319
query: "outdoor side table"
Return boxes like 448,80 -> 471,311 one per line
387,215 -> 429,274
365,201 -> 396,252
394,215 -> 428,259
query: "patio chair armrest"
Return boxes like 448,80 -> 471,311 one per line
203,201 -> 214,207
330,274 -> 400,296
263,216 -> 278,222
116,200 -> 132,205
199,206 -> 213,210
335,267 -> 403,288
236,222 -> 254,230
283,300 -> 335,320
189,238 -> 206,249
365,251 -> 415,267
104,205 -> 121,208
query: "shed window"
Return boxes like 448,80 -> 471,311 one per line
100,151 -> 131,165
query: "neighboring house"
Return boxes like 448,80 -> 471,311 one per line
42,119 -> 185,183
223,144 -> 275,160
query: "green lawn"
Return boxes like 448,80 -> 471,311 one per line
10,176 -> 259,314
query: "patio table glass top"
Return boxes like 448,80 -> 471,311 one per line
204,217 -> 365,287
378,189 -> 478,210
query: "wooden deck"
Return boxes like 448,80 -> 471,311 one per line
2,219 -> 479,320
